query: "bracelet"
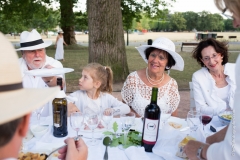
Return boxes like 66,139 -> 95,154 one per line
197,146 -> 204,160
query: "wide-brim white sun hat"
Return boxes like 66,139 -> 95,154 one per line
58,30 -> 64,34
0,32 -> 59,125
16,29 -> 52,51
136,37 -> 184,71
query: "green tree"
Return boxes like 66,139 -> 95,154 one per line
224,19 -> 235,31
182,11 -> 199,31
169,12 -> 186,31
74,11 -> 88,31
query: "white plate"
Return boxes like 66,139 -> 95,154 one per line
167,117 -> 187,130
24,68 -> 74,77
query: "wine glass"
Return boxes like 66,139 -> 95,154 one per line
187,110 -> 201,133
102,108 -> 113,131
32,106 -> 45,124
70,112 -> 84,137
160,106 -> 172,129
200,107 -> 214,131
84,110 -> 100,146
119,112 -> 135,150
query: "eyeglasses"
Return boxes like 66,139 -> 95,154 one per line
202,54 -> 220,62
222,7 -> 233,20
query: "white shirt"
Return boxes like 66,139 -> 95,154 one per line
19,56 -> 63,116
207,56 -> 240,160
68,90 -> 130,116
192,63 -> 236,114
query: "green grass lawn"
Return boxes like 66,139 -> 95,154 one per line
17,44 -> 240,92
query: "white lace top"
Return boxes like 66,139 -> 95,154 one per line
121,71 -> 180,117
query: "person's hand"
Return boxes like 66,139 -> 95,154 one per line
68,102 -> 80,117
58,137 -> 88,160
41,65 -> 55,84
184,140 -> 208,160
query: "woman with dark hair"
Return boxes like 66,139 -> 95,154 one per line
121,37 -> 184,117
192,38 -> 236,114
184,1 -> 240,159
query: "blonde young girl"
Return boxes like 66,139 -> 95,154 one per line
67,63 -> 130,116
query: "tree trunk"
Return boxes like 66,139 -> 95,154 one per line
59,0 -> 77,45
87,0 -> 129,82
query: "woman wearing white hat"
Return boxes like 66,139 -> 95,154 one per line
0,33 -> 88,160
55,30 -> 68,61
121,37 -> 184,117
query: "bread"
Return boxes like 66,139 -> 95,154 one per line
168,121 -> 182,129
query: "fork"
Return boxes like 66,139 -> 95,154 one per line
46,135 -> 81,160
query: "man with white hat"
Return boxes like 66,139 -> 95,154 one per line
17,29 -> 65,117
0,33 -> 88,160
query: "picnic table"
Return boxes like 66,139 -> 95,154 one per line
22,116 -> 224,160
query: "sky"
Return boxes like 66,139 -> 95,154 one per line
170,0 -> 221,14
55,0 -> 223,14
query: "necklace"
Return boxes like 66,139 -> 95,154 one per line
146,67 -> 164,86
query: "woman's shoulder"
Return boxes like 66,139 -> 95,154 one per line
193,67 -> 207,77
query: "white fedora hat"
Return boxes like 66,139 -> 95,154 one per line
136,37 -> 184,71
0,32 -> 59,125
16,29 -> 52,51
58,30 -> 64,34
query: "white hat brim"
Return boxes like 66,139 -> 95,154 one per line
16,40 -> 52,51
136,44 -> 184,71
0,87 -> 59,125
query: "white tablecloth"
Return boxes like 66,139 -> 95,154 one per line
24,116 -> 225,160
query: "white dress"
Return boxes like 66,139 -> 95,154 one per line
55,37 -> 64,60
67,90 -> 130,116
121,71 -> 180,117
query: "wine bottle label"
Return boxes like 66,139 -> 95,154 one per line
53,110 -> 61,128
143,118 -> 159,144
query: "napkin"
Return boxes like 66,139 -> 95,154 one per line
125,146 -> 150,160
152,125 -> 185,160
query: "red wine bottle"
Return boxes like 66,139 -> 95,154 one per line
52,77 -> 68,137
142,87 -> 161,152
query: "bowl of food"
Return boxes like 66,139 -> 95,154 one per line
30,124 -> 49,138
218,110 -> 232,126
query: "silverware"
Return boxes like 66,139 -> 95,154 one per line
103,136 -> 112,160
46,135 -> 81,160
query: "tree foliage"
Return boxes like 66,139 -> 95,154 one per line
169,12 -> 186,31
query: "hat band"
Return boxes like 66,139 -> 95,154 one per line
20,39 -> 44,48
0,82 -> 23,92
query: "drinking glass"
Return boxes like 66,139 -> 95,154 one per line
102,108 -> 113,131
119,112 -> 135,149
187,110 -> 201,133
33,106 -> 45,124
85,111 -> 100,146
200,107 -> 214,130
160,107 -> 172,129
70,112 -> 84,137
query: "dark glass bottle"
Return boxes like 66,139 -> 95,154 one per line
52,77 -> 68,137
141,87 -> 161,152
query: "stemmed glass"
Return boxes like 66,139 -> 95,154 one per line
33,106 -> 45,124
119,112 -> 135,150
160,107 -> 172,129
102,108 -> 113,131
187,110 -> 201,133
70,112 -> 84,137
200,107 -> 214,131
85,110 -> 100,146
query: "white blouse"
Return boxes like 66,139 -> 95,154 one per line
68,90 -> 130,116
121,71 -> 180,117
